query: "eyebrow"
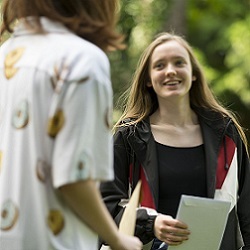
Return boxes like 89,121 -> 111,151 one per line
151,56 -> 186,65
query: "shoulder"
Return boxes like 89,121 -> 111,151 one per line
42,17 -> 109,69
195,107 -> 230,129
195,107 -> 241,142
62,38 -> 110,83
115,117 -> 151,140
64,35 -> 109,68
14,18 -> 110,81
46,34 -> 110,81
115,118 -> 145,132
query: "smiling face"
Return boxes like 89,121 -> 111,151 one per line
148,40 -> 196,103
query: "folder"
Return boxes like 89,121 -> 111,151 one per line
100,181 -> 142,250
168,195 -> 231,250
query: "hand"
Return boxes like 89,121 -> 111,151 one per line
154,214 -> 190,246
110,232 -> 142,250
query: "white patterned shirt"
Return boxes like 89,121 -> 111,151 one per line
0,17 -> 114,250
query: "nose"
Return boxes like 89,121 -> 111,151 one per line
166,64 -> 176,77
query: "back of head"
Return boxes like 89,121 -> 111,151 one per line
1,0 -> 124,51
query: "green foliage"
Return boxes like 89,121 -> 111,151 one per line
110,0 -> 250,142
1,0 -> 249,141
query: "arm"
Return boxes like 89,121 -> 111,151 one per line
100,129 -> 130,227
101,127 -> 190,246
100,128 -> 156,244
101,128 -> 131,210
50,54 -> 142,250
59,179 -> 142,250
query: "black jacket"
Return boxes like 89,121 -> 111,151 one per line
101,108 -> 250,249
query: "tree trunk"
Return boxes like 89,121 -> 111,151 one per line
165,0 -> 188,36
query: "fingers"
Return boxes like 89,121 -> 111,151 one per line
160,230 -> 189,246
123,235 -> 142,250
163,215 -> 188,229
157,227 -> 189,245
154,214 -> 190,246
164,224 -> 190,236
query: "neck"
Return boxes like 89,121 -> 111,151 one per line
150,100 -> 198,127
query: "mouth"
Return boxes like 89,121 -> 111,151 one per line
163,80 -> 181,86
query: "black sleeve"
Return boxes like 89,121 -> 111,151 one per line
100,128 -> 130,222
135,209 -> 156,243
100,128 -> 156,245
99,128 -> 131,246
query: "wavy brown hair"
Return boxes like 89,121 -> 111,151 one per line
115,32 -> 248,150
0,0 -> 125,51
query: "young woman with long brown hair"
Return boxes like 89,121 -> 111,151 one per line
101,32 -> 250,250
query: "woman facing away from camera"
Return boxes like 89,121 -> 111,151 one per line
0,0 -> 143,249
100,32 -> 250,250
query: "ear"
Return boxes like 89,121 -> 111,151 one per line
192,75 -> 197,81
147,81 -> 152,87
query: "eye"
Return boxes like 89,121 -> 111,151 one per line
154,62 -> 164,70
175,59 -> 185,67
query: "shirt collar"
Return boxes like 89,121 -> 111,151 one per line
13,16 -> 72,37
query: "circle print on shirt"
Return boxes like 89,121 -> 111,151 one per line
12,100 -> 29,129
0,200 -> 19,231
4,47 -> 25,79
47,209 -> 65,235
36,159 -> 51,183
47,109 -> 65,138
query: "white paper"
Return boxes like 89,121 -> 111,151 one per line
168,195 -> 231,250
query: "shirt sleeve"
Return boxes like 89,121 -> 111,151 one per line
49,51 -> 114,188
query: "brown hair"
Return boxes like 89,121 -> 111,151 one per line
0,0 -> 125,51
115,32 -> 248,150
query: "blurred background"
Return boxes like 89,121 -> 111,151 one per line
110,0 -> 250,146
1,0 -> 250,145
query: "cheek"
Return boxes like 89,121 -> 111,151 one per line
151,71 -> 165,83
180,69 -> 193,81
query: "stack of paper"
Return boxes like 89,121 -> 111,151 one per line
168,195 -> 231,250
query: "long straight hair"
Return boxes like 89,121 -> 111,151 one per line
0,0 -> 125,51
115,32 -> 248,150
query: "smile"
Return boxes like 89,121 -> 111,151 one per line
163,80 -> 181,86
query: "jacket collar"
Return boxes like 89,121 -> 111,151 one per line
126,118 -> 159,207
126,108 -> 231,206
196,107 -> 232,197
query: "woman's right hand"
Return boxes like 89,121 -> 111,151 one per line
110,232 -> 142,250
154,214 -> 190,246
